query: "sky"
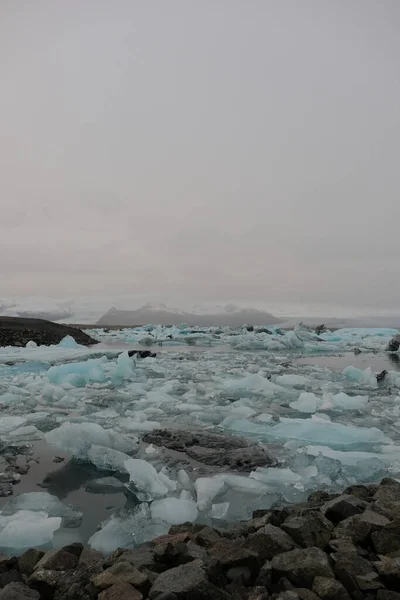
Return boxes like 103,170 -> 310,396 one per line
1,0 -> 400,310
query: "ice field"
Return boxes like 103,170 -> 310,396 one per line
0,324 -> 400,554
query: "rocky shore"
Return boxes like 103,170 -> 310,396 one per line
0,317 -> 98,347
1,478 -> 399,600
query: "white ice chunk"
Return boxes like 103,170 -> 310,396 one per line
113,352 -> 134,379
87,445 -> 131,472
124,458 -> 169,501
194,477 -> 225,510
89,504 -> 169,554
1,492 -> 81,526
0,510 -> 61,549
0,416 -> 26,434
45,422 -> 134,459
266,415 -> 388,448
290,392 -> 322,413
150,497 -> 198,524
47,359 -> 106,387
224,374 -> 280,397
342,366 -> 377,387
211,502 -> 230,519
250,467 -> 301,486
331,392 -> 368,411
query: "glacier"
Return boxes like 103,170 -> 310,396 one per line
0,324 -> 400,554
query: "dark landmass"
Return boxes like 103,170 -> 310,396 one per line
96,307 -> 282,327
0,317 -> 99,347
0,478 -> 399,599
142,429 -> 277,473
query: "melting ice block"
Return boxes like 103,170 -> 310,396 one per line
150,497 -> 198,524
194,477 -> 226,510
289,392 -> 322,413
113,351 -> 135,379
342,366 -> 377,387
331,392 -> 368,411
0,510 -> 61,550
45,422 -> 135,459
87,445 -> 132,472
276,375 -> 309,387
224,374 -> 280,397
124,458 -> 172,502
89,504 -> 169,554
264,415 -> 388,449
47,358 -> 106,387
1,492 -> 82,528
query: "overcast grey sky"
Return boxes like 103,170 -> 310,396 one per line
1,0 -> 400,308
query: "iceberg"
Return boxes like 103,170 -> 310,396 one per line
89,504 -> 169,555
1,492 -> 82,528
290,392 -> 322,413
0,510 -> 61,550
194,477 -> 226,510
124,458 -> 171,502
150,497 -> 198,524
47,359 -> 106,386
45,422 -> 135,459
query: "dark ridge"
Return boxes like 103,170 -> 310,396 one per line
0,317 -> 99,347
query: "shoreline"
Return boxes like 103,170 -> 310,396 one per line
0,478 -> 398,599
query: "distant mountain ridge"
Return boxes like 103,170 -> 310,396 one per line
95,303 -> 281,326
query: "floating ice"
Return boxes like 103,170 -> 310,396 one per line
224,374 -> 280,397
150,497 -> 198,524
89,504 -> 169,554
47,358 -> 107,386
87,445 -> 131,472
0,416 -> 26,434
45,422 -> 135,459
211,502 -> 230,519
290,392 -> 322,413
0,510 -> 61,550
1,492 -> 82,527
194,477 -> 226,510
124,458 -> 171,502
113,351 -> 135,379
342,366 -> 377,387
276,374 -> 309,387
57,336 -> 83,349
331,392 -> 368,411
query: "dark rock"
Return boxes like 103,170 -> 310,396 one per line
345,485 -> 379,501
18,549 -> 45,576
371,519 -> 400,554
355,571 -> 384,592
0,582 -> 40,599
226,566 -> 253,585
0,482 -> 13,497
245,524 -> 298,561
169,523 -> 204,535
142,429 -> 276,471
0,317 -> 98,347
0,569 -> 24,587
375,557 -> 400,589
293,589 -> 321,600
59,542 -> 84,559
323,495 -> 367,524
149,562 -> 229,599
209,539 -> 260,574
53,561 -> 102,600
28,569 -> 63,597
195,527 -> 222,548
104,547 -> 157,572
246,587 -> 269,600
377,591 -> 400,600
328,539 -> 360,555
333,552 -> 376,596
98,582 -> 143,599
372,484 -> 400,520
312,576 -> 351,600
240,513 -> 273,535
78,547 -> 103,567
35,549 -> 78,572
255,560 -> 272,587
386,335 -> 400,352
281,513 -> 333,548
333,510 -> 390,545
271,547 -> 334,587
152,594 -> 178,600
128,351 -> 156,359
92,562 -> 148,592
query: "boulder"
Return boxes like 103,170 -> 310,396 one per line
0,570 -> 24,587
375,557 -> 400,589
281,513 -> 333,548
92,562 -> 148,592
333,510 -> 390,545
312,576 -> 351,600
98,582 -> 143,600
0,582 -> 40,600
35,549 -> 78,572
271,547 -> 334,587
245,524 -> 298,561
372,519 -> 400,554
18,549 -> 45,576
322,495 -> 367,524
333,552 -> 377,596
149,562 -> 229,600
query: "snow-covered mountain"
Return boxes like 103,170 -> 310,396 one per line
96,303 -> 281,326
